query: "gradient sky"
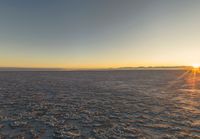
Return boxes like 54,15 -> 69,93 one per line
1,0 -> 200,69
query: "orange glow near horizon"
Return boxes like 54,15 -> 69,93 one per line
187,65 -> 200,90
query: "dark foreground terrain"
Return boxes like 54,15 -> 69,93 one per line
0,70 -> 200,138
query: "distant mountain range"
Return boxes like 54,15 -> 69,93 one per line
115,66 -> 191,70
0,66 -> 192,71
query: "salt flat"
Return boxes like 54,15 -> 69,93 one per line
0,70 -> 199,138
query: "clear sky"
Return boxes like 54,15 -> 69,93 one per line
0,0 -> 200,69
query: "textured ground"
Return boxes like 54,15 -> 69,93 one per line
0,70 -> 200,138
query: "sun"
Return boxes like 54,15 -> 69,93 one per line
191,64 -> 200,74
192,64 -> 200,69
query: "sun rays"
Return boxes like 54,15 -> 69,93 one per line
162,66 -> 200,92
192,64 -> 200,69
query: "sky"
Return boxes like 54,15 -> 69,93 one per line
0,0 -> 200,69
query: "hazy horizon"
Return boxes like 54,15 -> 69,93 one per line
0,65 -> 193,71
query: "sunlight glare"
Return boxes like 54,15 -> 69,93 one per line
192,64 -> 200,69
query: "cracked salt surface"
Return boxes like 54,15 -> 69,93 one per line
0,70 -> 200,138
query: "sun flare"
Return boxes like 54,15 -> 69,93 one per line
192,64 -> 200,69
191,64 -> 200,74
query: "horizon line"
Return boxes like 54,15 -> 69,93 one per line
0,66 -> 192,71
